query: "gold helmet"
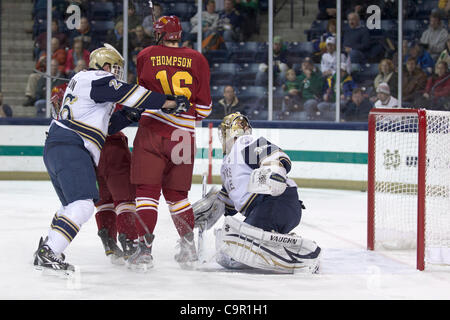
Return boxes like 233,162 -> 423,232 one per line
218,112 -> 252,154
89,43 -> 125,80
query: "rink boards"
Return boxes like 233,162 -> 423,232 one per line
0,123 -> 368,190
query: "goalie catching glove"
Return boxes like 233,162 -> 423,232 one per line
163,95 -> 190,114
247,164 -> 287,196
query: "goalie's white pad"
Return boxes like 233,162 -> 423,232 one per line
215,216 -> 321,274
247,165 -> 287,196
193,186 -> 225,230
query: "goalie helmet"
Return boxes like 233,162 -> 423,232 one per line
218,112 -> 252,154
89,43 -> 125,81
153,15 -> 182,42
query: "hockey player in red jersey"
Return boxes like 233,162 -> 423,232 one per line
129,15 -> 212,270
94,105 -> 139,264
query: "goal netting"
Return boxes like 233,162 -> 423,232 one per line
367,108 -> 450,270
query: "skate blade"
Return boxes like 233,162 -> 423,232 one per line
126,262 -> 154,273
34,265 -> 76,278
109,255 -> 126,266
178,260 -> 199,270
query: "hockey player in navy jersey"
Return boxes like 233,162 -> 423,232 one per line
193,112 -> 321,273
33,44 -> 189,275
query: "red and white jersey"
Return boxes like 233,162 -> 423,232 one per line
136,44 -> 212,137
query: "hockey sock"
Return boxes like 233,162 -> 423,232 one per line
95,203 -> 117,239
135,184 -> 161,237
115,201 -> 138,240
47,199 -> 95,254
163,189 -> 194,238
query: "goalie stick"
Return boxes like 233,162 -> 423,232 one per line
197,173 -> 208,263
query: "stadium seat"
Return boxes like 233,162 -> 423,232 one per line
228,42 -> 260,63
236,63 -> 260,86
287,42 -> 314,57
210,85 -> 227,104
353,63 -> 378,84
238,86 -> 267,110
210,63 -> 239,86
416,0 -> 439,19
204,49 -> 230,64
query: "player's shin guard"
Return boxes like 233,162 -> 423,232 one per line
47,199 -> 95,255
115,201 -> 138,240
135,184 -> 161,237
164,189 -> 194,237
95,203 -> 117,239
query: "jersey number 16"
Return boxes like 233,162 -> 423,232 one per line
156,70 -> 192,100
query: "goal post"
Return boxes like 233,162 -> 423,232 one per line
367,108 -> 450,271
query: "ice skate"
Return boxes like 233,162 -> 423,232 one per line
33,237 -> 75,277
98,228 -> 125,265
127,233 -> 154,272
118,233 -> 138,261
175,232 -> 198,269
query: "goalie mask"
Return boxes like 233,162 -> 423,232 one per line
89,43 -> 125,81
218,112 -> 252,154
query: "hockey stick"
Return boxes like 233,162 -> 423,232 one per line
197,173 -> 208,263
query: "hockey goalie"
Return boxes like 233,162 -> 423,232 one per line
193,113 -> 321,274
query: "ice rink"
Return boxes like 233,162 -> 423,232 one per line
1,180 -> 450,300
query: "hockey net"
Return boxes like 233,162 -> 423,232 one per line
367,108 -> 450,270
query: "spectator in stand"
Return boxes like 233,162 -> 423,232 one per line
64,39 -> 90,77
23,54 -> 46,106
281,69 -> 302,113
24,37 -> 66,106
341,88 -> 373,121
190,0 -> 220,41
320,36 -> 350,79
210,85 -> 246,119
142,2 -> 163,38
69,16 -> 98,52
436,35 -> 450,67
255,36 -> 289,86
312,18 -> 336,62
130,25 -> 153,53
317,0 -> 337,20
106,21 -> 124,54
405,40 -> 435,75
34,20 -> 68,60
234,0 -> 258,38
218,0 -> 242,42
402,57 -> 428,107
68,59 -> 87,79
342,12 -> 372,64
115,2 -> 142,33
416,61 -> 450,110
374,82 -> 399,108
317,62 -> 357,117
34,59 -> 66,117
297,61 -> 324,120
374,59 -> 398,98
420,11 -> 449,61
0,92 -> 13,118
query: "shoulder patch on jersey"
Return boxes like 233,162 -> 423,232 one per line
95,70 -> 111,77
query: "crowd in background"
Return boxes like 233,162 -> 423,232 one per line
20,0 -> 450,121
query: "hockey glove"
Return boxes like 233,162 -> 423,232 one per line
122,106 -> 144,122
163,95 -> 190,114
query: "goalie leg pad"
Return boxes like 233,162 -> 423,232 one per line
217,216 -> 321,274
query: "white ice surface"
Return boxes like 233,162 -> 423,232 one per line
1,181 -> 450,300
